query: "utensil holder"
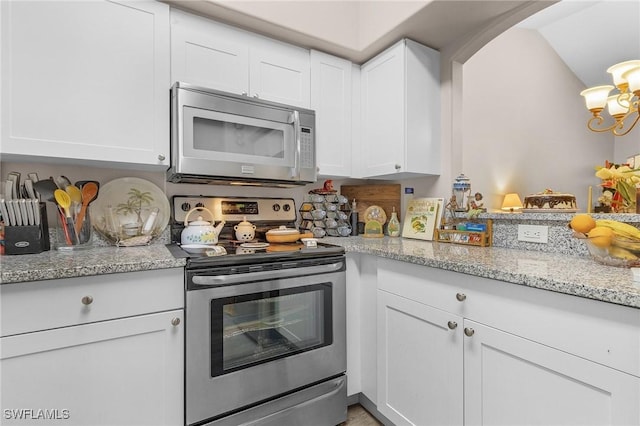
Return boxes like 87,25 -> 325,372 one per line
4,203 -> 50,255
56,204 -> 92,251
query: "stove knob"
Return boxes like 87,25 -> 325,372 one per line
272,204 -> 281,212
181,202 -> 191,211
195,202 -> 205,208
283,204 -> 291,212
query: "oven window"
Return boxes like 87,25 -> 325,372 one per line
210,283 -> 332,377
194,117 -> 285,158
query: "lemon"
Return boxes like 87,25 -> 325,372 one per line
587,226 -> 614,248
569,214 -> 596,234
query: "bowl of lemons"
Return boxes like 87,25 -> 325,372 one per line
570,214 -> 640,267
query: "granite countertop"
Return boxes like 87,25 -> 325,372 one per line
323,236 -> 640,309
2,237 -> 640,309
0,245 -> 185,284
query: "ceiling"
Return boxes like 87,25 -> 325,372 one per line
163,0 -> 543,64
517,0 -> 640,88
163,0 -> 638,84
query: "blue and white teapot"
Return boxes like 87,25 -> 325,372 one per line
181,207 -> 225,245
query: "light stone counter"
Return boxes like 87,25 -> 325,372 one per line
323,236 -> 640,309
0,244 -> 185,284
3,235 -> 640,309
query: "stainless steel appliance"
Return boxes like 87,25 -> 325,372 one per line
168,82 -> 317,187
168,196 -> 347,426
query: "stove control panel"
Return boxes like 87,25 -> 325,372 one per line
172,196 -> 296,223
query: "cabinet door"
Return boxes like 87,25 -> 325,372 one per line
1,0 -> 170,169
311,50 -> 352,177
464,320 -> 640,426
377,290 -> 463,426
170,9 -> 250,94
249,37 -> 310,108
0,310 -> 184,426
360,43 -> 405,177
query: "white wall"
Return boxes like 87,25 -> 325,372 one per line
0,161 -> 313,228
461,26 -> 613,211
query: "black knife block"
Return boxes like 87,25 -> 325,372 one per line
3,203 -> 50,255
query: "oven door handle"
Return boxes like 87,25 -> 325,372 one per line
192,261 -> 343,286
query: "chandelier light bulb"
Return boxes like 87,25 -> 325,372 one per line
607,95 -> 629,117
580,85 -> 614,112
581,60 -> 640,136
622,66 -> 640,94
607,60 -> 640,91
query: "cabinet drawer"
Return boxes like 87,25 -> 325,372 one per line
378,258 -> 640,377
1,268 -> 183,337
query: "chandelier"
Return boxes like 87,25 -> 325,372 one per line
580,60 -> 640,136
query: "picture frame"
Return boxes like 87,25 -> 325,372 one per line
401,197 -> 444,241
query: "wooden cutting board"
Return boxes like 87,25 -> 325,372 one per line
340,184 -> 402,222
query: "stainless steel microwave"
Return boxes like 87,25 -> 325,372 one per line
168,82 -> 317,187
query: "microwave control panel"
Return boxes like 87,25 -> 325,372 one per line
300,127 -> 314,169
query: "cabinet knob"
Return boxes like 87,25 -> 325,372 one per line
464,327 -> 475,337
81,296 -> 93,305
157,154 -> 166,161
447,321 -> 458,330
394,164 -> 401,170
456,293 -> 467,302
171,317 -> 181,327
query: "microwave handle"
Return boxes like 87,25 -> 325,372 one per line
290,110 -> 301,179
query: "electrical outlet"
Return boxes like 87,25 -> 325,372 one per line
518,224 -> 549,243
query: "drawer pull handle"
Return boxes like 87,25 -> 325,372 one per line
171,318 -> 181,327
456,293 -> 467,302
81,296 -> 93,305
447,321 -> 458,330
464,327 -> 475,337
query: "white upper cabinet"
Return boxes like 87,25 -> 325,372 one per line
311,50 -> 352,177
0,0 -> 170,169
171,9 -> 310,109
359,39 -> 440,179
170,9 -> 250,95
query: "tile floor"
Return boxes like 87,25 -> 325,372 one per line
340,404 -> 382,426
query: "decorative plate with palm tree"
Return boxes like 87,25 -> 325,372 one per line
90,177 -> 170,246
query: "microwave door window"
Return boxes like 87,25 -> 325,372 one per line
194,118 -> 285,158
184,107 -> 294,166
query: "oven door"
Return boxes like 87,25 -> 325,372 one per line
185,258 -> 346,426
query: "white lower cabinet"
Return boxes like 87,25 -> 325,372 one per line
346,254 -> 379,403
374,258 -> 640,426
0,269 -> 184,425
0,310 -> 184,426
464,320 -> 640,426
377,290 -> 463,426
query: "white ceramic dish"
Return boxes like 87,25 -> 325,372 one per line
240,242 -> 270,248
91,177 -> 170,243
181,244 -> 227,255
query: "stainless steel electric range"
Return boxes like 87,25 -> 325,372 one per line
168,196 -> 347,426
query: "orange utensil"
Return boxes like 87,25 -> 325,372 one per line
75,182 -> 99,235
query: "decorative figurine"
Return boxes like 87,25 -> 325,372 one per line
452,174 -> 472,212
467,192 -> 486,219
309,179 -> 336,194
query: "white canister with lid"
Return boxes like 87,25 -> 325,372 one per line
234,216 -> 256,241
